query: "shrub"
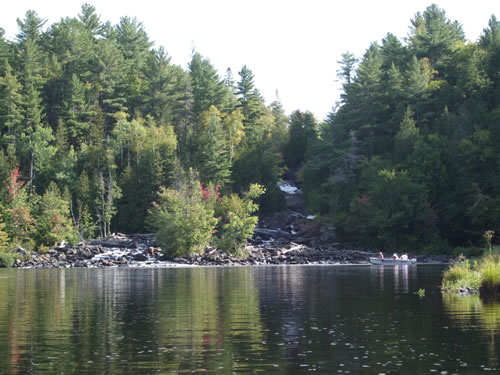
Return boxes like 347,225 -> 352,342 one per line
442,259 -> 480,292
0,252 -> 15,268
479,255 -> 500,291
34,183 -> 79,248
215,184 -> 265,256
147,177 -> 218,257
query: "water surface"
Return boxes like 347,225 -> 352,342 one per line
0,265 -> 499,374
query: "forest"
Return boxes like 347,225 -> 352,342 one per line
0,4 -> 498,263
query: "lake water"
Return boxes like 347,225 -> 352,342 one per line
0,265 -> 499,374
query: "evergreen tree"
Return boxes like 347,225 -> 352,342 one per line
196,106 -> 232,187
93,38 -> 127,120
284,110 -> 318,169
0,62 -> 24,148
0,29 -> 11,73
409,4 -> 465,67
188,52 -> 230,115
115,16 -> 152,112
16,10 -> 47,44
236,65 -> 263,128
78,3 -> 103,36
336,51 -> 357,86
394,106 -> 420,161
142,48 -> 191,130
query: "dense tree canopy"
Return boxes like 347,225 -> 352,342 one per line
0,3 -> 497,259
303,5 -> 500,253
0,4 -> 288,257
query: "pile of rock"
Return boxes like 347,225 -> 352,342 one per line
10,221 -> 451,268
168,242 -> 377,266
13,233 -> 167,268
11,231 -> 380,269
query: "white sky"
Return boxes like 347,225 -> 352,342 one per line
1,1 -> 499,121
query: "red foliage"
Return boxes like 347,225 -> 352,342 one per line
200,183 -> 211,201
200,183 -> 222,202
5,168 -> 24,203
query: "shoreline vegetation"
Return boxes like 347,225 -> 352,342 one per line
0,4 -> 499,266
442,254 -> 500,296
442,231 -> 500,296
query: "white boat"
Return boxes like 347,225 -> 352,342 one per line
369,257 -> 417,265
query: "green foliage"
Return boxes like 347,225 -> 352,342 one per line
215,184 -> 265,256
147,174 -> 217,257
189,52 -> 231,115
443,255 -> 500,294
0,252 -> 15,268
0,216 -> 10,252
442,259 -> 481,292
284,110 -> 318,169
6,4 -> 498,258
3,168 -> 35,249
301,6 -> 500,253
0,62 -> 24,146
94,169 -> 122,238
147,176 -> 264,258
480,255 -> 500,290
34,183 -> 78,247
341,158 -> 436,250
336,51 -> 358,85
0,7 -> 293,249
196,106 -> 233,187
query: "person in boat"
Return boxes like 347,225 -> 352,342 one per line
393,253 -> 400,260
378,252 -> 384,260
400,254 -> 408,261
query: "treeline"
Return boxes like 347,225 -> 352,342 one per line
0,4 -> 293,258
302,5 -> 500,253
1,3 -> 497,260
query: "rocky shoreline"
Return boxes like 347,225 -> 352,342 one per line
9,179 -> 454,269
10,231 -> 453,269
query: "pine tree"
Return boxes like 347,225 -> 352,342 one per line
188,52 -> 230,115
284,110 -> 318,169
93,38 -> 127,120
409,4 -> 465,67
236,65 -> 263,126
0,62 -> 24,147
394,106 -> 420,161
336,51 -> 357,86
78,3 -> 103,36
115,16 -> 152,112
142,48 -> 191,128
16,10 -> 47,44
197,106 -> 232,187
0,29 -> 11,74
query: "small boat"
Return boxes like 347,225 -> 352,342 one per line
369,257 -> 417,265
